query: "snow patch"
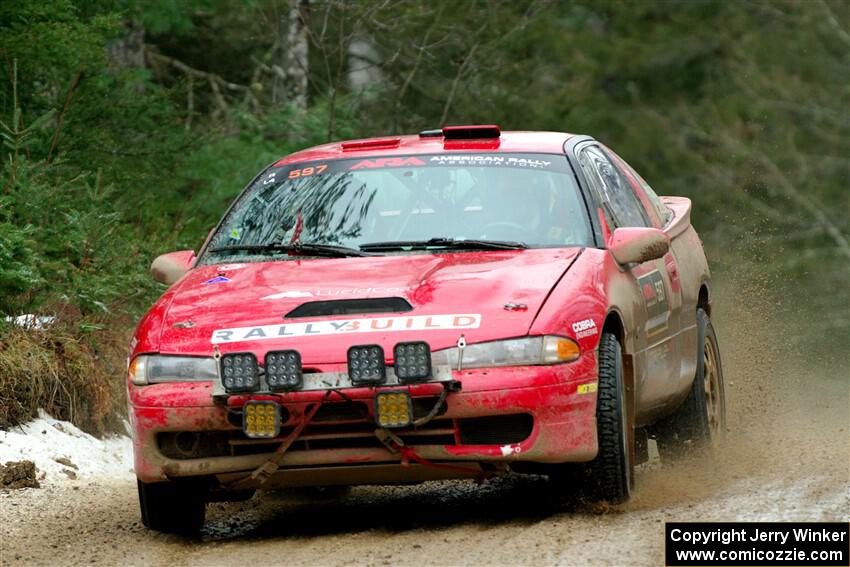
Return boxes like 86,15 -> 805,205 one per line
4,314 -> 56,330
0,410 -> 133,484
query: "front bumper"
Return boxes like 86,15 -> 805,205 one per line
129,352 -> 599,484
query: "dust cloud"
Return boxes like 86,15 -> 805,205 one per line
2,272 -> 847,566
631,270 -> 849,515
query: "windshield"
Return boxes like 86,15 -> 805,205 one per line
200,152 -> 591,263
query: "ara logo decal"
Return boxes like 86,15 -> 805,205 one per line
350,157 -> 426,170
211,314 -> 481,344
571,318 -> 598,339
202,276 -> 231,285
261,290 -> 314,300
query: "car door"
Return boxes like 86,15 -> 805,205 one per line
605,148 -> 698,391
576,143 -> 683,409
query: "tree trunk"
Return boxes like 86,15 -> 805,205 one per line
347,33 -> 383,100
107,19 -> 145,70
285,0 -> 309,109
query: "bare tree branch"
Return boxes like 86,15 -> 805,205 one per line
816,0 -> 850,50
440,41 -> 479,125
46,72 -> 81,165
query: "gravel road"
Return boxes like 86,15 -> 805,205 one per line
2,298 -> 848,566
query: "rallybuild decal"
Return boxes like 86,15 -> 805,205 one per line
211,314 -> 481,344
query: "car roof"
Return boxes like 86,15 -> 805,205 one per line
273,130 -> 577,166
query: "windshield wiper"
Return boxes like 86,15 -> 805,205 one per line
209,243 -> 376,258
359,237 -> 527,252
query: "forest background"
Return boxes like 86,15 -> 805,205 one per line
0,0 -> 847,433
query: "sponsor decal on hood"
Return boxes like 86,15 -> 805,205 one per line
211,313 -> 481,344
262,290 -> 314,300
261,286 -> 418,300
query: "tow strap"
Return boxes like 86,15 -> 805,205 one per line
374,428 -> 480,475
229,385 -> 478,489
228,390 -> 331,490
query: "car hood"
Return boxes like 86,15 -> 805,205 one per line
157,248 -> 582,363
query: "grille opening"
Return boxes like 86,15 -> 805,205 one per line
228,418 -> 455,455
158,431 -> 231,459
284,297 -> 412,318
312,401 -> 369,422
412,397 -> 448,419
163,413 -> 535,460
232,442 -> 279,456
458,414 -> 533,445
293,437 -> 382,450
224,396 -> 445,429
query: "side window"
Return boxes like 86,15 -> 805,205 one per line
577,145 -> 649,228
615,155 -> 673,227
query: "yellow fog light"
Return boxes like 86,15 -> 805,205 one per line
242,401 -> 280,439
375,391 -> 413,429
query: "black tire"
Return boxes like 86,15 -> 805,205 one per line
584,332 -> 633,503
138,478 -> 207,535
655,308 -> 726,459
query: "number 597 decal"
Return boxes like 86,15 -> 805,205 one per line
289,164 -> 327,179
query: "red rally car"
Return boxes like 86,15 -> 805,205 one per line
130,125 -> 725,533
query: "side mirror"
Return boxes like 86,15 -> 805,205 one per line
608,227 -> 670,265
150,250 -> 196,285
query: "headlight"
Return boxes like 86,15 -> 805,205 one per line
431,336 -> 580,369
128,355 -> 218,385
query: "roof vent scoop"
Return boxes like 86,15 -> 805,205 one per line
441,124 -> 501,140
418,125 -> 502,139
341,138 -> 401,151
284,297 -> 413,319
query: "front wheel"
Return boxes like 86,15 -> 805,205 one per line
655,308 -> 726,459
138,478 -> 207,535
584,332 -> 633,503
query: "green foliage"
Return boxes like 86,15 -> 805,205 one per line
0,0 -> 116,114
0,219 -> 42,312
118,0 -> 215,34
0,0 -> 846,430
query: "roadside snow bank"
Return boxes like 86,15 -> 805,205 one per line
0,410 -> 133,484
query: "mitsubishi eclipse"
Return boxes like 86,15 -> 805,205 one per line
129,125 -> 725,533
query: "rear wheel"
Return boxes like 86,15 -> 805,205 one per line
584,332 -> 633,503
138,478 -> 207,535
655,308 -> 726,459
